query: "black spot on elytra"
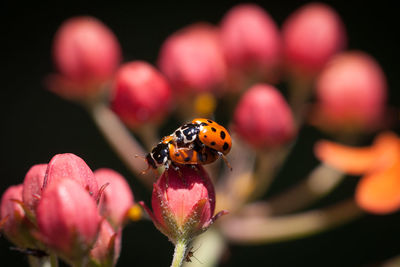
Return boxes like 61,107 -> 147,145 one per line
204,135 -> 207,138
220,131 -> 226,139
207,120 -> 213,123
210,141 -> 216,146
184,157 -> 191,162
175,153 -> 180,157
211,127 -> 217,132
200,122 -> 208,126
223,142 -> 229,151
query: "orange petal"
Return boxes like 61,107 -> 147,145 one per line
371,132 -> 400,171
314,141 -> 376,175
356,161 -> 400,214
315,132 -> 400,175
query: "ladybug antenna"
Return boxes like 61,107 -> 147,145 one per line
219,152 -> 232,171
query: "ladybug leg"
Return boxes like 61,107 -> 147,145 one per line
152,168 -> 159,176
135,154 -> 150,175
190,164 -> 198,171
140,164 -> 151,175
171,162 -> 184,179
218,152 -> 232,171
171,162 -> 180,171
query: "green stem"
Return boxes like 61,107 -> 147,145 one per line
221,198 -> 363,244
171,240 -> 188,267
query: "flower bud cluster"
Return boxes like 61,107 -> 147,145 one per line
35,3 -> 394,265
1,153 -> 135,266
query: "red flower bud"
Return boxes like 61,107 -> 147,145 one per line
48,16 -> 121,100
140,165 -> 227,244
313,51 -> 387,132
90,220 -> 122,266
282,3 -> 346,77
233,84 -> 295,148
0,184 -> 35,247
22,164 -> 47,213
95,168 -> 134,229
158,23 -> 227,95
43,153 -> 99,200
111,61 -> 172,128
36,179 -> 101,261
220,4 -> 281,83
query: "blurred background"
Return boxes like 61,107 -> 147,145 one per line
1,0 -> 399,266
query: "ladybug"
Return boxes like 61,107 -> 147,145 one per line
173,118 -> 232,155
144,135 -> 218,171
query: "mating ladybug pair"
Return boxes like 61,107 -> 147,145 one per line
145,118 -> 232,171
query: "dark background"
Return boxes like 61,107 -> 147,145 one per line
1,1 -> 399,266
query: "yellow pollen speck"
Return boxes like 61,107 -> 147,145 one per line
194,93 -> 217,116
128,204 -> 143,221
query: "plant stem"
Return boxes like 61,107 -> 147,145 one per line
135,123 -> 159,150
171,239 -> 188,267
240,164 -> 344,216
288,77 -> 312,126
50,254 -> 58,267
28,255 -> 58,267
221,198 -> 363,244
250,148 -> 288,201
86,102 -> 154,188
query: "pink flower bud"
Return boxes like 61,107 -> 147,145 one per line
90,220 -> 122,266
43,153 -> 99,200
36,179 -> 101,261
140,165 -> 227,244
110,61 -> 172,128
22,164 -> 47,213
48,16 -> 121,100
158,23 -> 227,95
233,84 -> 295,148
282,3 -> 346,77
313,51 -> 387,132
0,184 -> 33,247
95,168 -> 134,229
220,4 -> 281,83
